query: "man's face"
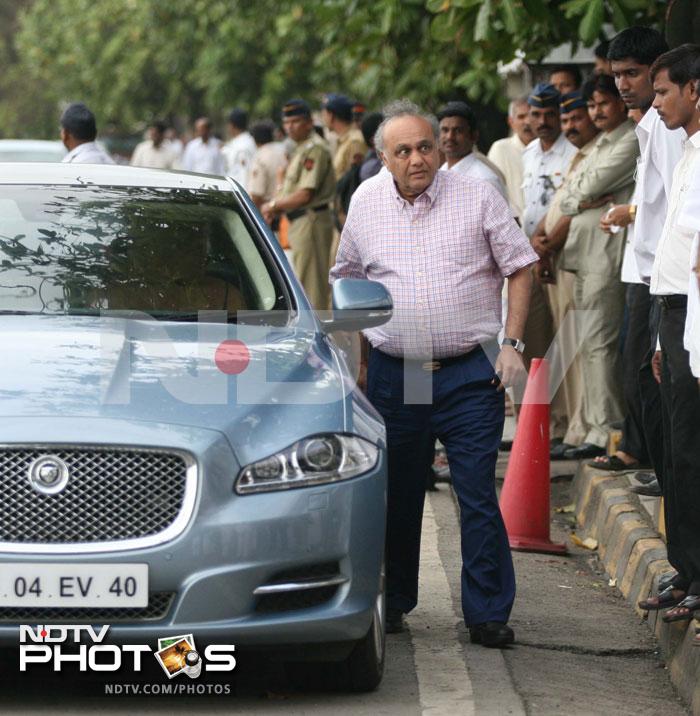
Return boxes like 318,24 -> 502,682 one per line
652,69 -> 699,131
380,115 -> 439,200
438,116 -> 474,160
508,102 -> 534,145
587,90 -> 628,132
560,107 -> 599,148
550,71 -> 578,95
283,115 -> 313,143
148,126 -> 164,146
611,58 -> 653,109
194,119 -> 210,141
529,105 -> 560,144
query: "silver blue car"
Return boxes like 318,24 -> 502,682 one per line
0,163 -> 391,691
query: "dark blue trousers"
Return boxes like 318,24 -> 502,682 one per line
367,346 -> 516,625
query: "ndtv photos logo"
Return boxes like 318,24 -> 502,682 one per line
19,625 -> 236,678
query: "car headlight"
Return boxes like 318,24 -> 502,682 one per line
235,434 -> 379,494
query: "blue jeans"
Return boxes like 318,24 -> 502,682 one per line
367,346 -> 516,625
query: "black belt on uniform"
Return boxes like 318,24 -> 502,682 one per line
286,204 -> 330,222
657,294 -> 688,310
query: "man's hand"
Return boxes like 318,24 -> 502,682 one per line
651,350 -> 663,384
535,258 -> 556,284
600,204 -> 633,233
261,201 -> 277,225
531,231 -> 550,258
580,194 -> 613,211
492,346 -> 527,391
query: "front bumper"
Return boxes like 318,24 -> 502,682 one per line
0,420 -> 387,649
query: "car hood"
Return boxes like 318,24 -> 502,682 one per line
0,316 -> 349,463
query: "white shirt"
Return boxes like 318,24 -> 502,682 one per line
633,107 -> 684,283
620,181 -> 643,284
488,133 -> 528,219
441,153 -> 508,200
130,139 -> 178,170
62,141 -> 114,165
521,133 -> 577,237
222,132 -> 257,189
181,137 -> 226,175
676,165 -> 700,379
650,131 -> 700,296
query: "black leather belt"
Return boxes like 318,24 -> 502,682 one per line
374,347 -> 480,371
286,204 -> 330,222
657,295 -> 688,310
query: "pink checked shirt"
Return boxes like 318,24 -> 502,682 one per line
330,169 -> 538,359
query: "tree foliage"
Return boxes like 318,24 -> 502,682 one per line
0,0 -> 668,138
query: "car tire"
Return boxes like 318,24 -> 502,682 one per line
343,561 -> 386,692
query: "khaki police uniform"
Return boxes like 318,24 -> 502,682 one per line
279,132 -> 336,310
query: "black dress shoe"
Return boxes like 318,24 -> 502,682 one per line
386,608 -> 405,634
551,442 -> 575,460
631,471 -> 656,485
469,621 -> 514,648
629,478 -> 662,496
563,443 -> 606,460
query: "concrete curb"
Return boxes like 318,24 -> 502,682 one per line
573,462 -> 700,715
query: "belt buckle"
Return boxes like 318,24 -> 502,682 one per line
422,360 -> 441,371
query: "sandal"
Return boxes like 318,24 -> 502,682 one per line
591,454 -> 646,472
638,586 -> 686,611
662,594 -> 700,622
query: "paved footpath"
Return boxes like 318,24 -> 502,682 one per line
0,460 -> 689,715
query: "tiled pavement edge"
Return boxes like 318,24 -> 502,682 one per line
573,463 -> 700,715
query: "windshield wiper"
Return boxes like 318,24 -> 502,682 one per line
0,310 -> 49,316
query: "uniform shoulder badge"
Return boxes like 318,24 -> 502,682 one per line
304,158 -> 315,171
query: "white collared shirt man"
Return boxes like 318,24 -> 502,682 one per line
182,136 -> 226,175
440,152 -> 508,200
222,131 -> 257,188
633,107 -> 684,282
62,141 -> 114,165
521,131 -> 576,237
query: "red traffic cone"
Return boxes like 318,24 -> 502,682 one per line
499,358 -> 567,554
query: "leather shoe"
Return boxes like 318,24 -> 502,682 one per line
386,608 -> 405,634
629,478 -> 661,496
631,471 -> 657,485
551,441 -> 575,460
469,621 -> 514,648
563,443 -> 606,460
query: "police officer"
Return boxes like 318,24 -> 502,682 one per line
262,100 -> 335,310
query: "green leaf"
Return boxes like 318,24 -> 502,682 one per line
474,0 -> 491,42
578,0 -> 604,45
609,0 -> 631,30
430,10 -> 457,41
425,0 -> 448,13
500,0 -> 519,34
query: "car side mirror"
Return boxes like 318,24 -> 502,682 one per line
320,278 -> 393,332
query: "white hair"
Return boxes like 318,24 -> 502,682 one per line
508,95 -> 530,117
374,99 -> 439,154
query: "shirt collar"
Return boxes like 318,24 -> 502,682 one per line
388,168 -> 442,206
532,132 -> 570,157
64,142 -> 96,161
690,131 -> 700,149
596,118 -> 633,146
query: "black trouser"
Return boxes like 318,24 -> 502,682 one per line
619,284 -> 653,462
658,297 -> 700,594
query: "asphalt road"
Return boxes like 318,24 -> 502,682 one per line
0,458 -> 689,715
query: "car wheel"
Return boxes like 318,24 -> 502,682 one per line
343,561 -> 386,692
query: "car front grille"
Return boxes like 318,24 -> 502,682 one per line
0,447 -> 192,548
0,591 -> 175,623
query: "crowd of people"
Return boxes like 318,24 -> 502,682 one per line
55,24 -> 700,648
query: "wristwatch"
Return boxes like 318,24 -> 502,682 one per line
501,337 -> 525,353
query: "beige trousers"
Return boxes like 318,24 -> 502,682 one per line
545,269 -> 587,446
289,211 -> 333,311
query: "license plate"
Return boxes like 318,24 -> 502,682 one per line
0,563 -> 148,607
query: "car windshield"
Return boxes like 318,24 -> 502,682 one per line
0,149 -> 65,162
0,184 -> 288,321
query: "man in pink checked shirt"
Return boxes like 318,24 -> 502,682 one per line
330,99 -> 538,647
